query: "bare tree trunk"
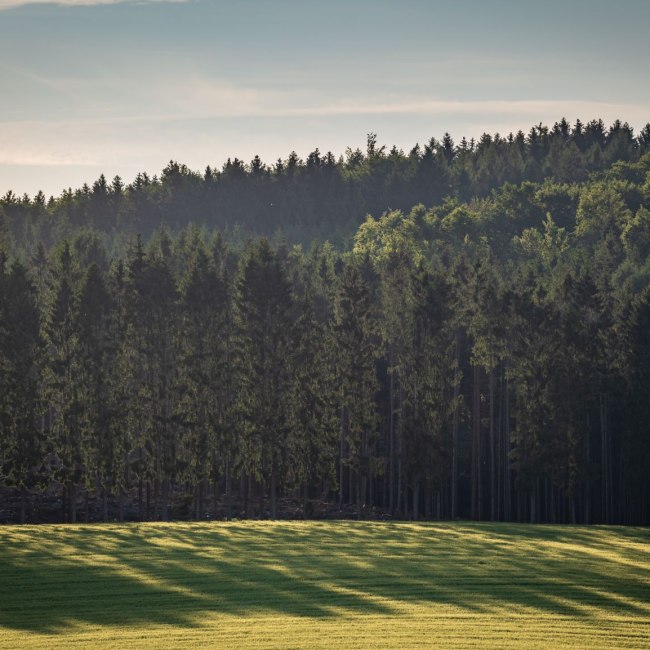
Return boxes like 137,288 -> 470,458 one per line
339,405 -> 345,508
270,464 -> 277,519
356,470 -> 361,520
571,495 -> 577,524
20,487 -> 27,524
471,365 -> 480,520
226,459 -> 232,520
361,429 -> 368,508
244,473 -> 250,519
451,330 -> 460,519
550,482 -> 556,524
389,351 -> 396,515
489,366 -> 495,521
496,367 -> 503,521
302,482 -> 309,519
600,394 -> 611,524
585,413 -> 591,524
504,376 -> 511,521
138,447 -> 144,519
146,480 -> 151,521
70,482 -> 77,523
161,478 -> 169,521
529,486 -> 536,524
254,477 -> 264,519
103,483 -> 108,523
397,383 -> 403,516
413,481 -> 419,521
618,454 -> 624,526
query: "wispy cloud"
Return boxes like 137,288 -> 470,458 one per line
129,77 -> 650,125
1,95 -> 646,169
2,91 -> 647,127
225,99 -> 649,121
0,0 -> 187,9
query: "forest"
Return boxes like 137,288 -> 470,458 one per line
1,117 -> 650,525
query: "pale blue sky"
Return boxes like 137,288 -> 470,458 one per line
1,0 -> 648,197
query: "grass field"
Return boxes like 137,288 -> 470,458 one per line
0,521 -> 649,648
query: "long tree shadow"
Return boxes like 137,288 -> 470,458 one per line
0,522 -> 648,634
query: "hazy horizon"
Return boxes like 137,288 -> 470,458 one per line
2,0 -> 649,198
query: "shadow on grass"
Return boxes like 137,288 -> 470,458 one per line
0,521 -> 648,633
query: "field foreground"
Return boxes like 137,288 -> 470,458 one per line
0,522 -> 649,649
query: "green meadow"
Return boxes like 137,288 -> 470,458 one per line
0,522 -> 648,648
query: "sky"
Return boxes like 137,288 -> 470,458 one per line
0,0 -> 648,198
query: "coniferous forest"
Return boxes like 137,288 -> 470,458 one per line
1,118 -> 650,525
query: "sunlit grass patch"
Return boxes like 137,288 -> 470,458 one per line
1,521 -> 649,648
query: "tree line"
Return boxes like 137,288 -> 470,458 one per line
1,123 -> 650,525
2,118 -> 650,251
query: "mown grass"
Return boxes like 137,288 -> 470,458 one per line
0,521 -> 648,648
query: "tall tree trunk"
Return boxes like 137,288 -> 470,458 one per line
138,449 -> 144,520
226,458 -> 233,520
103,483 -> 108,523
243,473 -> 250,519
489,366 -> 495,521
361,429 -> 368,508
585,413 -> 591,525
618,454 -> 624,526
451,330 -> 460,519
118,486 -> 124,522
20,486 -> 27,524
199,480 -> 205,520
571,495 -> 577,524
504,376 -> 511,521
413,481 -> 419,521
270,464 -> 277,519
471,365 -> 480,520
302,482 -> 309,519
348,462 -> 353,506
550,482 -> 556,524
497,365 -> 507,521
61,483 -> 66,522
600,394 -> 611,524
339,405 -> 345,508
161,478 -> 169,521
70,482 -> 77,523
397,382 -> 403,516
389,348 -> 395,515
529,487 -> 536,524
213,477 -> 219,519
356,470 -> 361,520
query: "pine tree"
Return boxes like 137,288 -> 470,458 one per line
234,239 -> 294,518
0,261 -> 43,522
333,256 -> 379,517
179,242 -> 232,518
75,263 -> 115,521
45,241 -> 82,522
